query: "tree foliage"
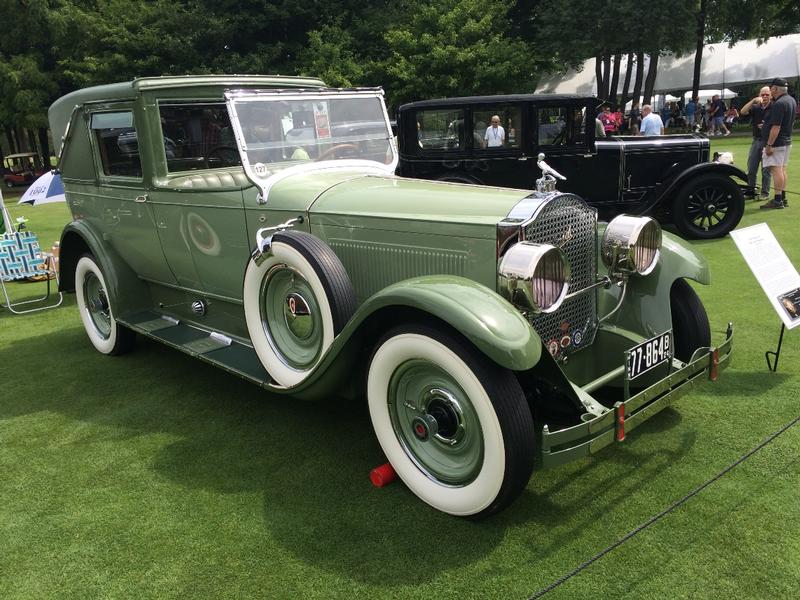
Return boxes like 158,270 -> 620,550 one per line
0,0 -> 798,155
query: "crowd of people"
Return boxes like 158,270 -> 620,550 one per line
595,94 -> 745,137
594,78 -> 796,209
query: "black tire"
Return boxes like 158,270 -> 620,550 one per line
243,230 -> 357,387
367,324 -> 535,517
74,254 -> 135,355
5,179 -> 13,188
672,173 -> 744,239
670,278 -> 711,362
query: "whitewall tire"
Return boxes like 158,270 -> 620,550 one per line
243,231 -> 356,388
367,325 -> 535,517
75,255 -> 134,355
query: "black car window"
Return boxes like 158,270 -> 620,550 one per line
90,111 -> 142,178
417,109 -> 465,151
159,103 -> 239,171
537,106 -> 585,146
473,106 -> 520,150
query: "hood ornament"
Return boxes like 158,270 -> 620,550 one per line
536,153 -> 567,193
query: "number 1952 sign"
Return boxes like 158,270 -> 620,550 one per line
627,330 -> 672,379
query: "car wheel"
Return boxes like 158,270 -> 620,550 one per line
672,174 -> 744,239
243,230 -> 357,388
670,278 -> 711,362
367,324 -> 535,517
4,179 -> 13,188
75,254 -> 135,355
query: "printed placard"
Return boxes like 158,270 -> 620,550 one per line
730,223 -> 800,330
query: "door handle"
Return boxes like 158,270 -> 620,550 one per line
135,194 -> 148,203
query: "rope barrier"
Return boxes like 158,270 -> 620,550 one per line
528,414 -> 800,599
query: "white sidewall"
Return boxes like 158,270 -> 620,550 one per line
75,256 -> 118,354
243,242 -> 335,388
367,333 -> 506,516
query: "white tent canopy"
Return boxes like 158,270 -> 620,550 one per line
537,34 -> 800,96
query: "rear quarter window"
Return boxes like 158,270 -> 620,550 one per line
90,111 -> 142,178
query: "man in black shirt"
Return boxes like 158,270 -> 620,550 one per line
761,78 -> 797,209
740,86 -> 772,199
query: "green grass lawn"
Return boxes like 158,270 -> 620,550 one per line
1,141 -> 799,599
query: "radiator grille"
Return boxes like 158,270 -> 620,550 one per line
524,194 -> 598,358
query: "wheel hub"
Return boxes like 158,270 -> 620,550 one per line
283,291 -> 312,339
411,414 -> 438,441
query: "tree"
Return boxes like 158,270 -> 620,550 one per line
381,0 -> 534,107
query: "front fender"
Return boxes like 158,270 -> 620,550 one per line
655,162 -> 748,204
356,276 -> 542,371
59,219 -> 151,317
601,230 -> 710,337
280,275 -> 542,398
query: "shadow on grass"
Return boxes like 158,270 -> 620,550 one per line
0,326 -> 713,585
711,369 -> 791,396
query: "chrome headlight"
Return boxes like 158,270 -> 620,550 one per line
601,215 -> 661,276
498,242 -> 570,313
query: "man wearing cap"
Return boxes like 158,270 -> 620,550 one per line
761,78 -> 797,209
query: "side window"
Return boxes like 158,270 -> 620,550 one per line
90,111 -> 142,178
158,104 -> 238,171
537,106 -> 586,147
473,106 -> 520,150
417,109 -> 465,151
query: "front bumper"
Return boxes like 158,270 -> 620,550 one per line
541,324 -> 733,467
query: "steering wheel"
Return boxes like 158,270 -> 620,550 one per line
315,143 -> 360,162
204,145 -> 240,168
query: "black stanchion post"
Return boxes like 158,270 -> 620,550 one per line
765,324 -> 786,372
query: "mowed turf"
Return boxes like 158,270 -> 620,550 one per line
1,138 -> 799,599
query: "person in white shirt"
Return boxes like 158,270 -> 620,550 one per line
639,105 -> 663,136
484,115 -> 505,148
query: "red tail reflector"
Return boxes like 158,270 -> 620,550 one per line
710,349 -> 719,381
370,463 -> 397,488
616,404 -> 626,442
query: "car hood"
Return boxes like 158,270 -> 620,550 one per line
267,168 -> 531,240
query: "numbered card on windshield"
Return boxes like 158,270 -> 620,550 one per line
627,331 -> 672,380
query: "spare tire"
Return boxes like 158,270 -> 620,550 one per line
243,230 -> 357,387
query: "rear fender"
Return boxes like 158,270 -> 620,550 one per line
59,220 -> 151,317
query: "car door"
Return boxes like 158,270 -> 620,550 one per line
527,101 -> 616,203
146,101 -> 251,301
87,106 -> 178,284
469,103 -> 526,187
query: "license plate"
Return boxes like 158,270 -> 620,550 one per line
627,331 -> 672,380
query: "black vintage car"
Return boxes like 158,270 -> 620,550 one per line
396,94 -> 748,239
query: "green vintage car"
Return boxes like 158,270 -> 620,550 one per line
49,76 -> 732,517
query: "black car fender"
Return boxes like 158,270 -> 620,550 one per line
654,161 -> 747,207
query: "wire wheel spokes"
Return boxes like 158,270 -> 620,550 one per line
686,187 -> 730,231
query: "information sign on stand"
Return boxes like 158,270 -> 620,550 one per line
730,223 -> 799,370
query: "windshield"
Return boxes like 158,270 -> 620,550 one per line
226,90 -> 395,181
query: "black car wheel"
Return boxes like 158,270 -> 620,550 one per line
672,174 -> 744,239
670,278 -> 711,362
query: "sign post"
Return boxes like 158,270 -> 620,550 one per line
730,223 -> 800,371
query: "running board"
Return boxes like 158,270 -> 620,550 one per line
120,311 -> 272,386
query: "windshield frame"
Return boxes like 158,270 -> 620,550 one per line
224,88 -> 397,204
